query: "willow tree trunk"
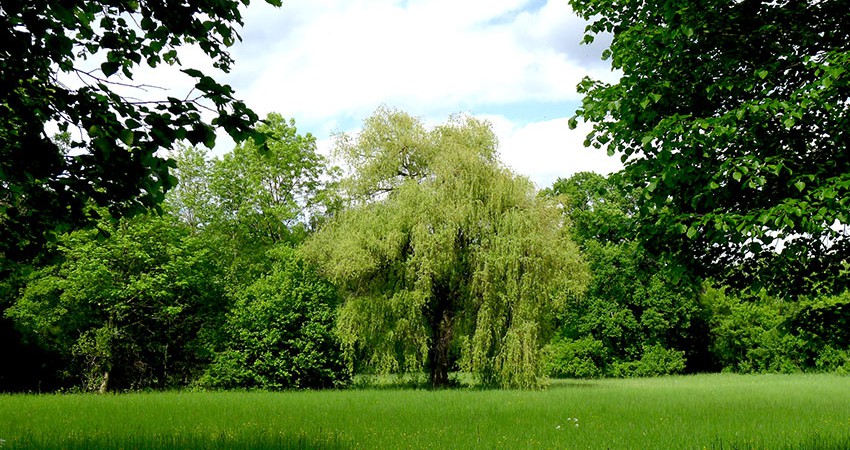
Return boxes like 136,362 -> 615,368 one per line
429,311 -> 453,388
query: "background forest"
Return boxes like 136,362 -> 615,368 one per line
2,109 -> 849,393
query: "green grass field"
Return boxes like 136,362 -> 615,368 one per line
2,374 -> 849,449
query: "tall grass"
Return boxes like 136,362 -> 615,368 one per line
2,373 -> 849,449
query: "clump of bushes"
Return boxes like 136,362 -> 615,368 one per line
544,338 -> 686,379
546,286 -> 850,379
198,248 -> 349,390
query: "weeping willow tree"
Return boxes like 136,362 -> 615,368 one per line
302,108 -> 588,388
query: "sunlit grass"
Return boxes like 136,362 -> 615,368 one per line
2,374 -> 850,449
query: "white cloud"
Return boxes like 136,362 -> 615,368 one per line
483,115 -> 623,188
113,0 -> 622,186
229,0 -> 616,129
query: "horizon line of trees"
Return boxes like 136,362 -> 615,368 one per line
2,108 -> 849,393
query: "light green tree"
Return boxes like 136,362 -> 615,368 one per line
208,113 -> 332,245
166,114 -> 337,286
165,144 -> 213,233
303,108 -> 588,388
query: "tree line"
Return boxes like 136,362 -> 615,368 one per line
2,108 -> 849,392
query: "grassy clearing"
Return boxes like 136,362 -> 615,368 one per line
2,373 -> 850,449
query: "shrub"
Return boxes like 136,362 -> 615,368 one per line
198,247 -> 349,390
544,337 -> 608,379
815,346 -> 850,373
699,285 -> 808,373
610,345 -> 686,377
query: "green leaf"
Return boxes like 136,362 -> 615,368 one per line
686,226 -> 698,239
756,69 -> 768,79
733,171 -> 742,182
101,61 -> 120,77
118,129 -> 134,145
647,180 -> 658,192
795,181 -> 806,191
182,68 -> 204,78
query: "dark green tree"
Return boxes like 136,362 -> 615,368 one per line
6,213 -> 227,392
199,247 -> 348,390
571,0 -> 850,295
543,173 -> 706,377
0,0 -> 279,265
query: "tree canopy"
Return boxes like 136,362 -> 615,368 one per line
303,108 -> 588,388
7,213 -> 226,392
0,0 -> 278,265
571,0 -> 850,295
165,114 -> 335,286
4,113 -> 344,392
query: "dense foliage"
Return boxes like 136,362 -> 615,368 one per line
4,0 -> 850,393
0,0 -> 280,266
570,0 -> 850,296
3,100 -> 850,392
3,115 -> 342,392
542,173 -> 704,378
698,286 -> 850,374
166,114 -> 336,288
7,213 -> 226,391
199,247 -> 348,390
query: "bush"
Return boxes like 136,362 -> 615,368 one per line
198,247 -> 349,390
815,346 -> 850,373
610,345 -> 686,377
699,285 -> 808,373
544,337 -> 608,379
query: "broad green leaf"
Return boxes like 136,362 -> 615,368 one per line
118,129 -> 134,145
101,61 -> 119,77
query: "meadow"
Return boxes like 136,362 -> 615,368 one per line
2,373 -> 850,449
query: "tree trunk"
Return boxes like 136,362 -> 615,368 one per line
429,311 -> 453,388
98,371 -> 109,394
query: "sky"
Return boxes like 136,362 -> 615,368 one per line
156,0 -> 622,189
